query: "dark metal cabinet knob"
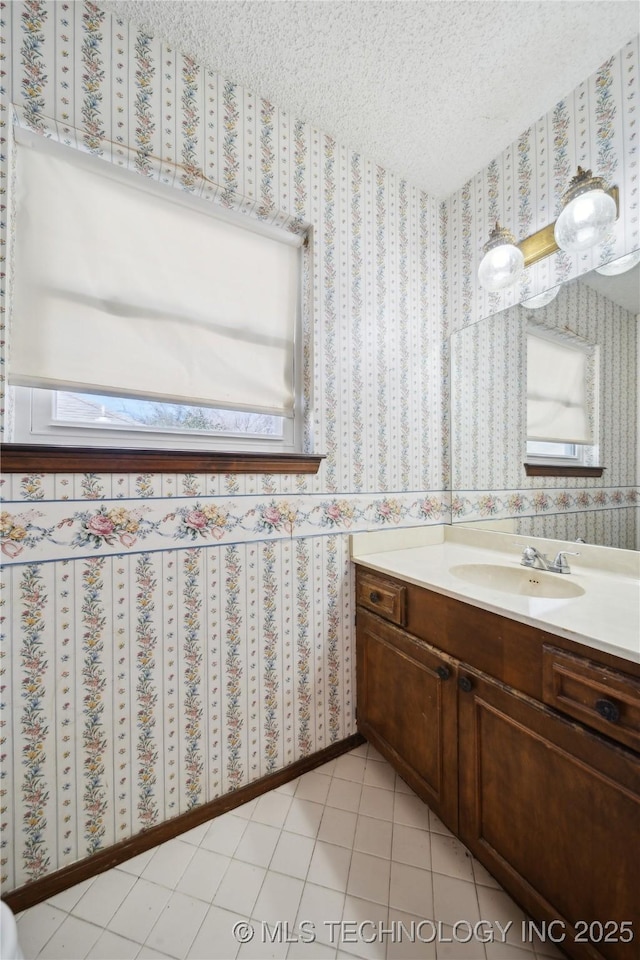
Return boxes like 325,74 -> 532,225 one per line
369,591 -> 382,604
458,676 -> 473,693
436,665 -> 450,681
595,698 -> 620,723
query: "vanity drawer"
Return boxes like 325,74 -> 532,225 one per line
356,571 -> 407,626
542,645 -> 640,752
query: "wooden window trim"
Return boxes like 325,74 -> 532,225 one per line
0,444 -> 324,474
523,463 -> 605,478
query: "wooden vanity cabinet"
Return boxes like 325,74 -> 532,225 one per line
458,668 -> 640,960
355,567 -> 640,960
357,608 -> 459,831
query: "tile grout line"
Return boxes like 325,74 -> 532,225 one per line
21,745 -> 548,960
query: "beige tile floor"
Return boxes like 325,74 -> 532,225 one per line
16,743 -> 565,960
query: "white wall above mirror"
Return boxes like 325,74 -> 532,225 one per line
450,250 -> 639,550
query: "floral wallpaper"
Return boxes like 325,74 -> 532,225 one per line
443,36 -> 639,548
2,538 -> 356,888
0,492 -> 448,566
441,36 -> 639,334
515,507 -> 637,551
1,2 -> 638,894
450,277 -> 638,548
1,0 -> 443,892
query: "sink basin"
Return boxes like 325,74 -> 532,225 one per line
449,563 -> 585,599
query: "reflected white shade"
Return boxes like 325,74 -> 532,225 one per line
478,243 -> 525,292
595,249 -> 640,276
554,188 -> 616,252
521,285 -> 561,309
527,331 -> 593,444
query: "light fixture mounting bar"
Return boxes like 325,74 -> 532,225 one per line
517,185 -> 619,268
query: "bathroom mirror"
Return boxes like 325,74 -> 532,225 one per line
449,250 -> 639,550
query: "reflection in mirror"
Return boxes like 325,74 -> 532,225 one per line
450,252 -> 639,549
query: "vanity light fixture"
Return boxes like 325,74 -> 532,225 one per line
478,169 -> 619,292
520,285 -> 561,309
477,223 -> 525,292
594,249 -> 640,276
554,167 -> 617,253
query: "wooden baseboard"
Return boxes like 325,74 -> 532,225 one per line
3,733 -> 365,914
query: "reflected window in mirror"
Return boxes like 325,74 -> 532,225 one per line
525,324 -> 600,475
526,440 -> 584,464
449,249 -> 637,547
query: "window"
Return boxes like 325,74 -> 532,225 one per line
526,440 -> 584,463
525,324 -> 599,469
8,121 -> 307,454
11,386 -> 292,453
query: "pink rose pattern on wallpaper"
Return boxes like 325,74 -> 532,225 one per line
74,506 -> 151,549
0,496 -> 451,563
2,488 -> 637,564
1,0 -> 638,894
451,488 -> 638,520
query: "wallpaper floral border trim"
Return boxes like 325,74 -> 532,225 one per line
4,3 -> 442,495
450,278 -> 637,495
0,493 -> 450,564
4,485 -> 635,563
2,0 -> 443,894
452,487 -> 638,534
453,487 -> 638,519
2,0 -> 638,898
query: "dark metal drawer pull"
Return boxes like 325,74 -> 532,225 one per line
458,676 -> 473,693
595,698 -> 621,723
369,591 -> 382,604
436,666 -> 450,681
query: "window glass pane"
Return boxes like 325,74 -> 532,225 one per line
53,392 -> 284,438
526,441 -> 577,458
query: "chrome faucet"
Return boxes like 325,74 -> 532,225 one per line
516,544 -> 579,574
518,544 -> 551,570
548,550 -> 580,574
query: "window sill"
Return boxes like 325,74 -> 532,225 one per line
0,444 -> 325,475
524,463 -> 605,478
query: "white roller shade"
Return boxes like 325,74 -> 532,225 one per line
10,136 -> 300,417
526,332 -> 593,444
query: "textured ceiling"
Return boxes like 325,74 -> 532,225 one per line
100,1 -> 639,197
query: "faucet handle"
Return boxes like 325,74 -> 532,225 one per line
551,550 -> 580,573
515,543 -> 544,566
515,543 -> 533,554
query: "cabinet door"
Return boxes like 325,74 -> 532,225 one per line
458,668 -> 640,960
356,608 -> 458,831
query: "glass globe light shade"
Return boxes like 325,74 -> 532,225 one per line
478,225 -> 524,292
554,177 -> 616,253
520,285 -> 561,309
595,249 -> 640,276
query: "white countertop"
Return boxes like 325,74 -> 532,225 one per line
351,525 -> 640,666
